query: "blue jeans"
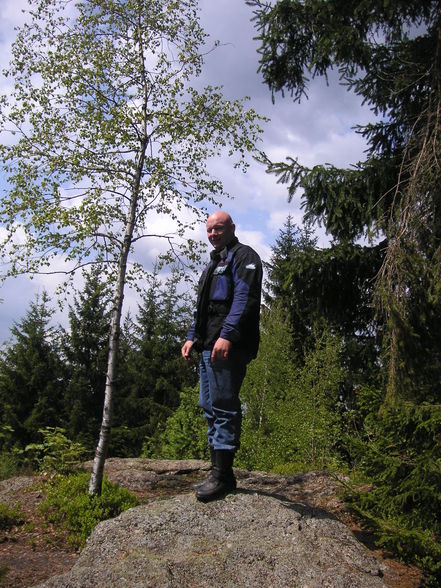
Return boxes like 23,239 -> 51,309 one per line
199,349 -> 251,452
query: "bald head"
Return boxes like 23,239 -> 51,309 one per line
206,210 -> 236,250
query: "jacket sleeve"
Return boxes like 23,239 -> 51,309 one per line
219,246 -> 262,343
186,320 -> 195,341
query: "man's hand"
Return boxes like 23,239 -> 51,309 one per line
181,340 -> 194,361
211,337 -> 232,363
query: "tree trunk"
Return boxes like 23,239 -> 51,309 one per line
88,244 -> 130,495
89,154 -> 147,497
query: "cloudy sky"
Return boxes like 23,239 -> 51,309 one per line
0,0 -> 374,343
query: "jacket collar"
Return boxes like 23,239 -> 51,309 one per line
210,236 -> 239,261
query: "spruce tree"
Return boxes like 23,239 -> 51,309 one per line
266,217 -> 383,391
0,292 -> 65,450
63,268 -> 111,451
248,0 -> 441,402
112,269 -> 197,456
264,216 -> 316,359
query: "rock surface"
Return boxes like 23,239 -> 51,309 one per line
35,492 -> 387,588
32,458 -> 391,588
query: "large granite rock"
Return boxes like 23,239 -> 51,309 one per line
33,459 -> 388,588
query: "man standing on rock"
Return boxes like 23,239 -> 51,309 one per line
181,210 -> 262,502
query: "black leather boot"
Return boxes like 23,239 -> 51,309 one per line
196,450 -> 236,502
209,445 -> 215,467
194,446 -> 216,489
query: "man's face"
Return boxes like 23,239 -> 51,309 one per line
206,213 -> 235,251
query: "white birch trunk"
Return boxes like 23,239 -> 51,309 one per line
89,159 -> 147,496
88,242 -> 130,495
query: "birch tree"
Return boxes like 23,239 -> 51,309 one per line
0,0 -> 264,494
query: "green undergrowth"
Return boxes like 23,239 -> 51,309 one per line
0,450 -> 32,481
0,501 -> 25,531
25,427 -> 88,476
38,472 -> 138,549
345,400 -> 441,587
0,502 -> 25,583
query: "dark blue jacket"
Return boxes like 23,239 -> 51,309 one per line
187,237 -> 262,358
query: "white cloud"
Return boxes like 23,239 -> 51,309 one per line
236,227 -> 271,262
0,0 -> 30,73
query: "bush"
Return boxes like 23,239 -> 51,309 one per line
0,450 -> 24,481
39,472 -> 138,548
0,424 -> 28,480
237,325 -> 345,473
147,386 -> 208,460
25,427 -> 88,475
0,502 -> 24,531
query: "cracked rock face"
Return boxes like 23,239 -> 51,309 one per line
34,489 -> 387,588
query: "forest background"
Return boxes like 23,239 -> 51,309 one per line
1,0 -> 441,587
